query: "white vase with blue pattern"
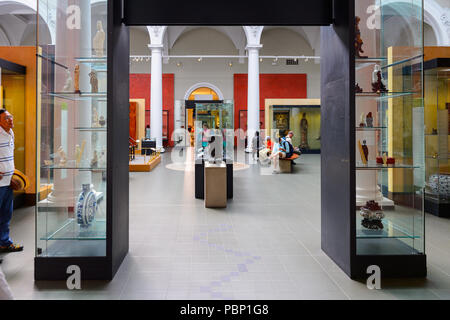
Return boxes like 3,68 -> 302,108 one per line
76,184 -> 98,227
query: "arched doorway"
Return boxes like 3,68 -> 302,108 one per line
183,83 -> 224,146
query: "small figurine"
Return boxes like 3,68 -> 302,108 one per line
355,83 -> 363,93
91,150 -> 98,168
358,140 -> 368,164
63,69 -> 73,92
75,145 -> 81,163
74,64 -> 81,94
360,200 -> 384,230
362,140 -> 369,163
359,112 -> 366,127
382,152 -> 388,165
372,65 -> 387,93
431,128 -> 438,135
99,116 -> 106,127
93,20 -> 106,57
89,69 -> 98,93
76,140 -> 86,166
57,146 -> 67,166
366,112 -> 373,127
355,16 -> 368,58
92,107 -> 100,127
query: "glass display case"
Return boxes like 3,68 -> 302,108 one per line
424,58 -> 450,217
34,0 -> 133,281
194,102 -> 234,164
194,102 -> 234,199
354,0 -> 425,258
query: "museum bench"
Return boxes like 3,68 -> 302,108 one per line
279,154 -> 299,173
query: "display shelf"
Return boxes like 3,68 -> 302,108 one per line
355,57 -> 387,63
356,126 -> 386,131
46,92 -> 107,101
356,91 -> 416,100
75,57 -> 107,64
74,127 -> 107,132
381,54 -> 423,69
355,55 -> 423,70
355,57 -> 387,70
42,160 -> 106,171
40,218 -> 106,241
74,57 -> 107,72
356,218 -> 420,240
356,162 -> 420,170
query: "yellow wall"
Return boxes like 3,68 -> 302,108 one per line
0,47 -> 38,195
1,74 -> 26,173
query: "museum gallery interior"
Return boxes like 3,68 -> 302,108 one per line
0,0 -> 449,300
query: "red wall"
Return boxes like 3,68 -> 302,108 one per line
233,74 -> 307,130
129,73 -> 175,146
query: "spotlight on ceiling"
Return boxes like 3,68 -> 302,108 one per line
176,62 -> 182,67
229,62 -> 233,67
259,58 -> 263,62
198,57 -> 203,62
305,58 -> 309,62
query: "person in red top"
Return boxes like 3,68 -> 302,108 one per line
265,136 -> 273,151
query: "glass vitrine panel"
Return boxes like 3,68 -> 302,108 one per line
36,0 -> 108,257
194,102 -> 234,164
354,0 -> 424,255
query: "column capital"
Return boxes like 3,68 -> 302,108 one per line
243,26 -> 264,47
147,26 -> 167,46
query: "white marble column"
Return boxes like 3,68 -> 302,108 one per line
246,45 -> 262,152
149,44 -> 164,151
243,26 -> 263,153
147,26 -> 167,153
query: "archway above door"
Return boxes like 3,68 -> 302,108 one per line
184,82 -> 224,101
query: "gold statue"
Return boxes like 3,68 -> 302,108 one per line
74,64 -> 81,94
300,113 -> 309,149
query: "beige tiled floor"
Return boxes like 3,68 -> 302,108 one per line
1,152 -> 450,300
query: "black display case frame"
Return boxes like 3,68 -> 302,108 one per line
34,0 -> 426,281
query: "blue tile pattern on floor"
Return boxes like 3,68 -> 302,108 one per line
193,224 -> 261,299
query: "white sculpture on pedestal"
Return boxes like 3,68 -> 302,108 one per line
93,20 -> 106,57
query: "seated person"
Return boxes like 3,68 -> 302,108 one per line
269,137 -> 286,174
265,136 -> 273,151
284,131 -> 300,165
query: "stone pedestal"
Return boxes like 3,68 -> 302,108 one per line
204,162 -> 227,208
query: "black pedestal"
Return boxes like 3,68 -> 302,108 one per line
195,161 -> 233,200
